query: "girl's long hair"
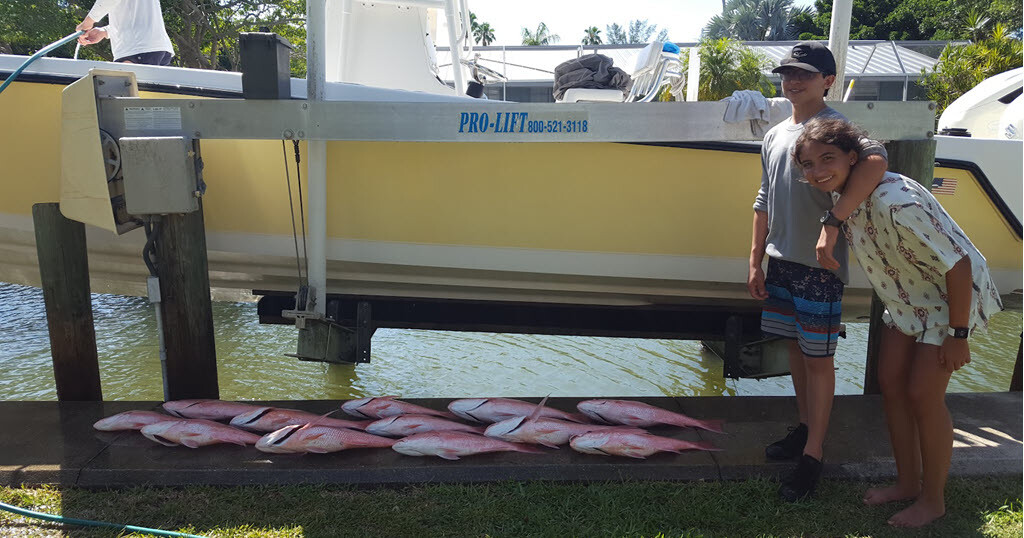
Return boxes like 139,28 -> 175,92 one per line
793,118 -> 869,164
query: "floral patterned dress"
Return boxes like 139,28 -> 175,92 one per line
835,172 -> 1003,338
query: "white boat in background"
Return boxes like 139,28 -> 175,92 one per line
0,0 -> 1019,320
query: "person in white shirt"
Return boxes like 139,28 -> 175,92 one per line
794,117 -> 1002,528
76,0 -> 174,66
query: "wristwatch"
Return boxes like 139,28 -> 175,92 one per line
947,327 -> 970,339
820,210 -> 844,228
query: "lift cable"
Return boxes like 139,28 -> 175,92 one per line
282,140 -> 306,290
292,140 -> 309,283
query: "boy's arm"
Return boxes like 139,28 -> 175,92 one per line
940,255 -> 973,372
748,210 -> 769,300
816,152 -> 888,270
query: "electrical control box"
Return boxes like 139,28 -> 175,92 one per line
119,136 -> 199,215
239,32 -> 293,99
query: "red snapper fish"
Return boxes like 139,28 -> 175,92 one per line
229,407 -> 372,432
484,416 -> 648,448
391,431 -> 545,460
140,419 -> 262,448
365,414 -> 485,437
255,424 -> 396,454
93,410 -> 176,431
447,397 -> 587,424
569,430 -> 720,459
162,399 -> 265,421
341,396 -> 456,420
576,399 -> 725,433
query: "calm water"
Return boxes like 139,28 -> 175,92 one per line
0,282 -> 1019,401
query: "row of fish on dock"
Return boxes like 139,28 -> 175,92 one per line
93,397 -> 726,460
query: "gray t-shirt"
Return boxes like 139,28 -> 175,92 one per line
752,107 -> 887,284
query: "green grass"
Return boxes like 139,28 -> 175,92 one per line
1,476 -> 1021,538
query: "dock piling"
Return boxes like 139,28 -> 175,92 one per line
153,204 -> 220,400
32,202 -> 102,401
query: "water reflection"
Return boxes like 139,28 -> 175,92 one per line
0,282 -> 1019,401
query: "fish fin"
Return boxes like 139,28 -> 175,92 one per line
538,441 -> 561,449
623,453 -> 648,459
305,409 -> 342,429
515,444 -> 547,455
180,438 -> 201,449
564,412 -> 590,424
306,447 -> 330,454
438,452 -> 460,461
526,394 -> 550,424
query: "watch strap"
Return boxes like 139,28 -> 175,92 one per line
821,211 -> 843,228
947,326 -> 969,339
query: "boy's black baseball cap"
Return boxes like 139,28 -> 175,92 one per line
772,41 -> 836,75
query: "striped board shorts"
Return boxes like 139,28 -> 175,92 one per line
761,258 -> 844,358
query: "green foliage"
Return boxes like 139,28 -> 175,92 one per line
703,0 -> 814,41
582,26 -> 602,45
605,19 -> 669,44
796,0 -> 1022,41
0,0 -> 108,60
470,12 -> 495,46
919,23 -> 1023,118
683,37 -> 777,101
0,0 -> 310,76
521,22 -> 558,46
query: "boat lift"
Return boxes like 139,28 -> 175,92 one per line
42,0 -> 941,399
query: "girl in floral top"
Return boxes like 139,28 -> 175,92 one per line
793,118 -> 1002,528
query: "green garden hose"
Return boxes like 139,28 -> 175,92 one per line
0,500 -> 205,537
0,31 -> 84,96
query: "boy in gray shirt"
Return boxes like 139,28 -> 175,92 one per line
748,41 -> 888,501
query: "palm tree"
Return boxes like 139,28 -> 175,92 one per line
687,37 -> 775,101
702,0 -> 811,41
522,22 -> 560,46
963,8 -> 990,42
475,22 -> 495,46
582,26 -> 602,45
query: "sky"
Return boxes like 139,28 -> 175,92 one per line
461,0 -> 817,46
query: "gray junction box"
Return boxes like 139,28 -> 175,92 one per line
120,136 -> 199,215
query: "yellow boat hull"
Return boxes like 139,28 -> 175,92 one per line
0,78 -> 1019,309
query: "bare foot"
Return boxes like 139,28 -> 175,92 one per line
888,499 -> 945,528
863,484 -> 920,505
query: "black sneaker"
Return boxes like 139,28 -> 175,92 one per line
778,454 -> 823,502
765,423 -> 808,461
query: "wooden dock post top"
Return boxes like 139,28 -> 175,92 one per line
32,202 -> 103,402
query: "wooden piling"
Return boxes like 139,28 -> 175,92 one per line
32,203 -> 102,401
863,139 -> 937,394
153,202 -> 220,400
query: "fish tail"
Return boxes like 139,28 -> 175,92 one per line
694,418 -> 726,434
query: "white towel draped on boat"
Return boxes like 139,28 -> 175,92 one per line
721,90 -> 793,137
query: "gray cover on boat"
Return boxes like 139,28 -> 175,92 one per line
553,54 -> 632,100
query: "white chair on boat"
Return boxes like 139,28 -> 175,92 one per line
624,41 -> 685,102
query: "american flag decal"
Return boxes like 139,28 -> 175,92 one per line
931,177 -> 957,196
